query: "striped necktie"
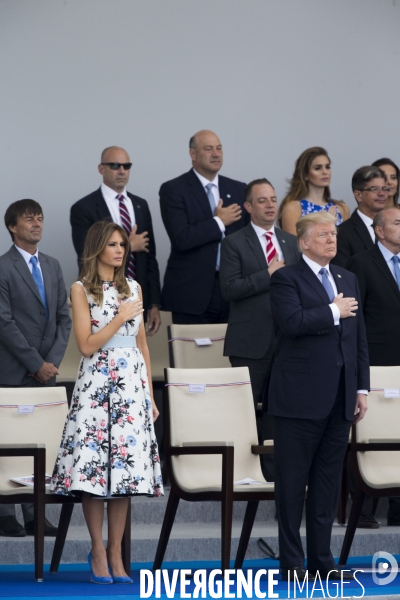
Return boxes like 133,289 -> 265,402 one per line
265,232 -> 277,265
117,194 -> 136,279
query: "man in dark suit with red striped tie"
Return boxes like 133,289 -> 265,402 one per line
70,147 -> 162,335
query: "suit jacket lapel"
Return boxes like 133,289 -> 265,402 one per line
245,224 -> 267,269
128,194 -> 143,231
96,188 -> 114,220
187,169 -> 214,219
11,246 -> 43,305
299,258 -> 330,304
371,245 -> 400,298
39,253 -> 52,310
352,210 -> 375,249
276,228 -> 294,263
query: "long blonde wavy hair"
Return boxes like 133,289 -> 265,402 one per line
278,147 -> 346,227
79,220 -> 131,305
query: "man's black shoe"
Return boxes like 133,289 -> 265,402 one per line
25,518 -> 58,537
281,567 -> 314,581
357,513 -> 379,529
0,515 -> 26,537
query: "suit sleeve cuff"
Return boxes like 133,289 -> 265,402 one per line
329,302 -> 340,325
357,390 -> 368,396
214,216 -> 225,233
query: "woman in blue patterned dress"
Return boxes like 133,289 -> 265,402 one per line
51,221 -> 163,584
278,147 -> 350,235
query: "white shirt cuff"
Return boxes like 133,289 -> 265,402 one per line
329,303 -> 340,326
357,390 -> 368,396
214,216 -> 225,233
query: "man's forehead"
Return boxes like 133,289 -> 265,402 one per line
20,211 -> 43,219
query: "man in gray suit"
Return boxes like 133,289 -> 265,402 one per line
0,199 -> 71,537
220,178 -> 300,480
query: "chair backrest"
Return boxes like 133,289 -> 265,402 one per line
165,367 -> 264,491
168,324 -> 230,368
147,311 -> 172,382
57,309 -> 81,382
0,387 -> 68,491
356,366 -> 400,488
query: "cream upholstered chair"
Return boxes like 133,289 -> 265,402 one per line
0,387 -> 131,580
147,311 -> 172,384
57,309 -> 81,384
339,366 -> 400,564
168,323 -> 230,368
152,367 -> 274,571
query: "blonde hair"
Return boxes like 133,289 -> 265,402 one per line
278,147 -> 345,227
79,220 -> 131,305
296,212 -> 337,250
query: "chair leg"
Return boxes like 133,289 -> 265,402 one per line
50,504 -> 74,573
153,491 -> 180,570
339,487 -> 366,565
221,447 -> 234,572
234,501 -> 259,570
121,498 -> 131,573
337,452 -> 349,525
34,449 -> 46,582
371,497 -> 379,516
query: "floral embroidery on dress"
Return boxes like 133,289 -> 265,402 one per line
50,279 -> 163,498
299,199 -> 343,226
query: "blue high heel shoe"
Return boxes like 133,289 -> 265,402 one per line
88,552 -> 113,584
108,566 -> 133,584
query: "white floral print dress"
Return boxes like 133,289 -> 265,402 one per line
50,279 -> 163,497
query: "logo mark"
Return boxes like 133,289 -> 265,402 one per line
372,551 -> 398,585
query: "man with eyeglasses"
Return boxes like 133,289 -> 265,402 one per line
332,166 -> 389,268
70,146 -> 162,335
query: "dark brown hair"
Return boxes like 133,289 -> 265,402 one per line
4,199 -> 43,240
244,178 -> 274,204
372,158 -> 399,205
79,220 -> 131,305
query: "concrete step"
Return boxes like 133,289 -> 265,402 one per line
0,519 -> 399,565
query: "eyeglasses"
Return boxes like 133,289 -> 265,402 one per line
101,162 -> 132,171
361,186 -> 391,193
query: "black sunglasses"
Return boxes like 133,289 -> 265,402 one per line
101,162 -> 132,171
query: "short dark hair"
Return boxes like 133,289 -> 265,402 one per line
352,166 -> 386,192
244,178 -> 274,204
4,199 -> 43,240
189,135 -> 196,149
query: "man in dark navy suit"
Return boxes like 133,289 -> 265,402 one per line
160,130 -> 247,323
70,146 -> 161,335
267,212 -> 370,581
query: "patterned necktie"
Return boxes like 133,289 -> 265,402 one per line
319,267 -> 335,302
265,232 -> 277,265
391,256 -> 400,290
205,183 -> 216,216
117,194 -> 136,279
30,255 -> 49,322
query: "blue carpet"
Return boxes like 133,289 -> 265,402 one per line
0,556 -> 399,599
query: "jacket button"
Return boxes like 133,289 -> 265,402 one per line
40,311 -> 45,316
336,362 -> 342,367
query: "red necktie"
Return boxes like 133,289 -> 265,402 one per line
265,232 -> 277,265
117,195 -> 136,279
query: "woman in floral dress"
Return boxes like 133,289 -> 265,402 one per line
51,221 -> 163,583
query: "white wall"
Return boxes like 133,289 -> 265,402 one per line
1,0 -> 399,288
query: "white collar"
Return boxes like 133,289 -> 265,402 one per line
302,253 -> 332,277
14,244 -> 39,265
101,182 -> 128,202
193,169 -> 219,189
251,222 -> 277,239
378,240 -> 400,263
356,208 -> 373,228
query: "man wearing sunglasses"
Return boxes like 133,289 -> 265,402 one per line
70,146 -> 161,335
332,166 -> 389,269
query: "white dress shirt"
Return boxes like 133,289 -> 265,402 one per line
377,241 -> 400,278
14,245 -> 42,275
357,209 -> 375,242
101,183 -> 136,228
193,170 -> 225,233
251,222 -> 283,261
302,254 -> 340,325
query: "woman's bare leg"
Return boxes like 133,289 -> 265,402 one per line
107,498 -> 130,577
81,493 -> 109,577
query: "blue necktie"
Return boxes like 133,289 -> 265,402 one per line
391,256 -> 400,290
205,183 -> 221,270
30,256 -> 49,322
319,267 -> 335,302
